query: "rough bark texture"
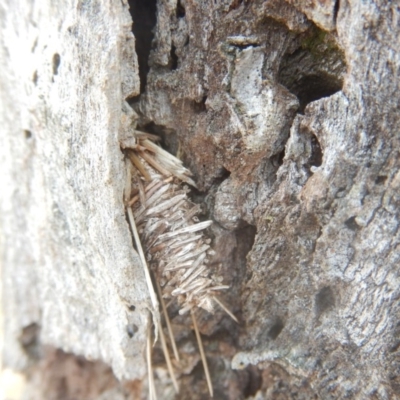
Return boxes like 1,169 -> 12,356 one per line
1,0 -> 400,399
0,0 -> 150,384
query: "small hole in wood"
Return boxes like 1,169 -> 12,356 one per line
170,44 -> 178,70
310,134 -> 323,167
24,130 -> 32,139
268,318 -> 284,339
128,0 -> 157,94
315,286 -> 335,317
52,53 -> 61,75
176,0 -> 185,18
127,324 -> 139,338
375,175 -> 387,185
345,216 -> 359,231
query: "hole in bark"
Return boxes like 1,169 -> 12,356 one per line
24,129 -> 32,139
127,324 -> 138,338
287,73 -> 342,113
142,122 -> 181,157
170,44 -> 178,70
229,0 -> 244,11
333,0 -> 340,24
235,223 -> 256,259
191,95 -> 208,113
176,0 -> 185,18
243,365 -> 262,397
231,223 -> 256,316
278,26 -> 345,113
233,43 -> 260,50
52,53 -> 61,75
345,216 -> 359,231
268,318 -> 284,339
128,0 -> 157,94
315,286 -> 335,316
19,323 -> 41,359
31,348 -> 118,399
213,167 -> 231,185
310,134 -> 322,167
271,148 -> 286,167
19,323 -> 40,346
128,304 -> 136,311
375,175 -> 387,185
389,341 -> 400,353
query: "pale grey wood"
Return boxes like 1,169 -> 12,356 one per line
0,0 -> 149,382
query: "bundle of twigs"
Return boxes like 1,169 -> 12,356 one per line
122,130 -> 236,399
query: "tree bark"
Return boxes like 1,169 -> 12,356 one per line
1,0 -> 399,399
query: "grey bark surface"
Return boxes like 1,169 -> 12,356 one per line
0,0 -> 150,384
1,0 -> 400,399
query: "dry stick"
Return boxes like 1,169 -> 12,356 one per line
212,296 -> 239,323
127,207 -> 159,311
155,278 -> 180,362
126,161 -> 178,394
191,309 -> 213,398
158,318 -> 179,393
127,151 -> 152,181
140,150 -> 173,177
147,325 -> 157,400
125,160 -> 158,312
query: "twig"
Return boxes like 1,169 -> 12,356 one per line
155,278 -> 180,362
212,296 -> 238,323
191,309 -> 213,397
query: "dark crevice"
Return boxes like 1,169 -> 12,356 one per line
52,53 -> 61,75
19,323 -> 41,360
141,122 -> 180,157
223,221 -> 256,331
345,216 -> 360,231
315,286 -> 335,317
170,44 -> 178,70
243,365 -> 262,397
232,43 -> 260,50
268,317 -> 284,339
234,223 -> 257,282
176,0 -> 185,18
389,341 -> 400,353
128,0 -> 157,94
32,70 -> 38,85
191,95 -> 208,113
236,223 -> 256,251
333,0 -> 340,25
278,25 -> 346,113
283,73 -> 342,113
212,167 -> 231,186
305,75 -> 340,112
309,133 -> 323,167
228,0 -> 244,12
375,175 -> 387,185
24,129 -> 32,139
271,148 -> 286,168
126,324 -> 138,338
